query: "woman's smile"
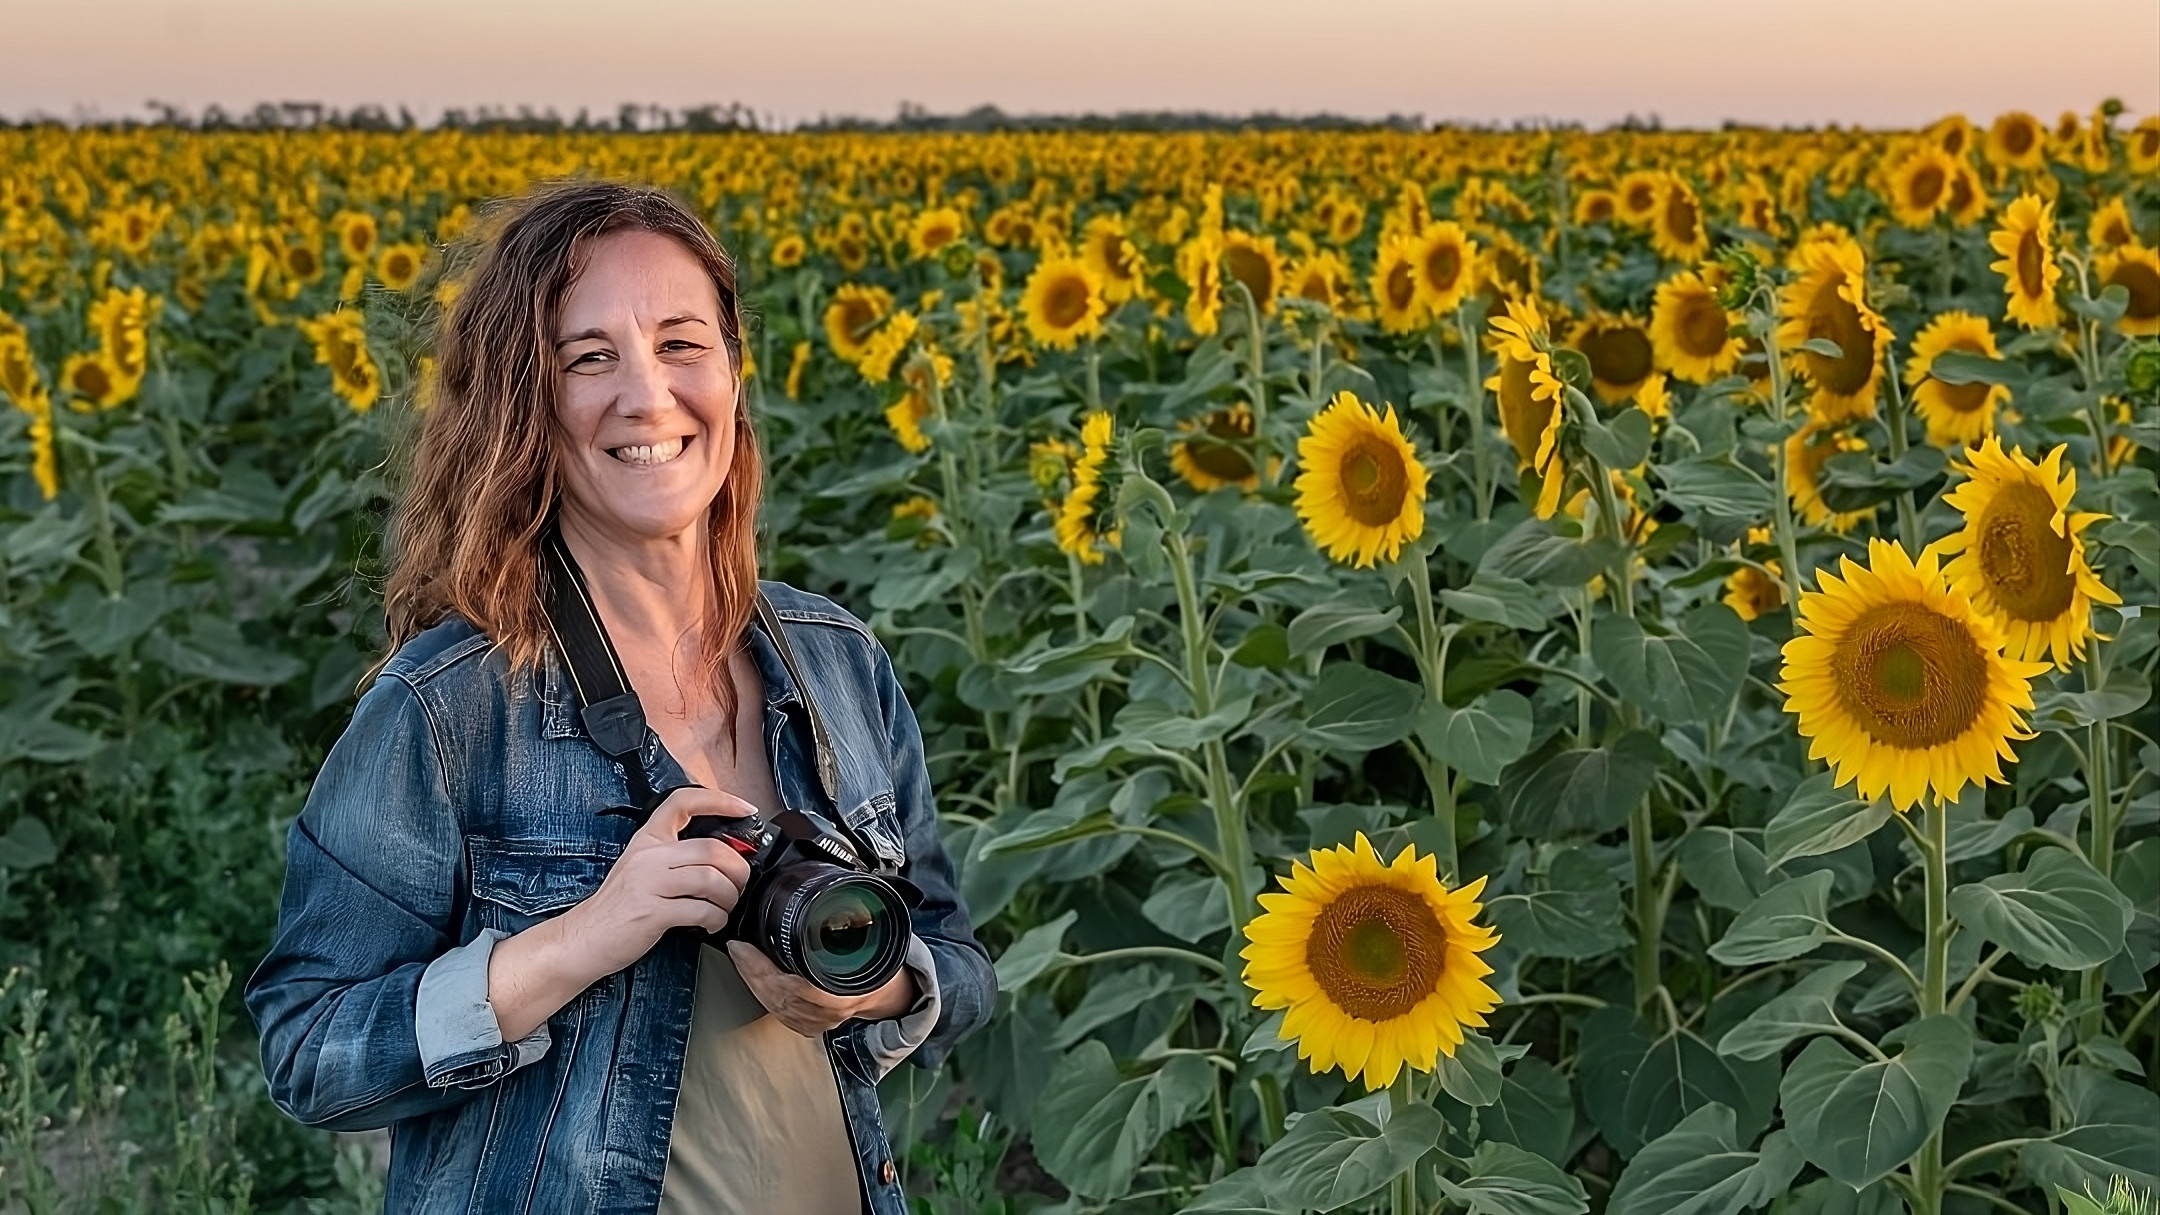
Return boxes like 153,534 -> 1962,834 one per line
607,433 -> 697,468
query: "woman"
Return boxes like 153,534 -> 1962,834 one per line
244,181 -> 995,1214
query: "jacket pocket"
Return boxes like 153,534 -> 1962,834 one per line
468,838 -> 620,922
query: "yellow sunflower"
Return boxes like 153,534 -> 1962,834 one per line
1485,298 -> 1567,518
1171,403 -> 1272,492
334,210 -> 377,264
88,286 -> 153,381
784,340 -> 811,401
296,310 -> 380,412
1905,312 -> 2009,447
1179,235 -> 1224,336
1293,390 -> 1428,568
1786,420 -> 1877,534
1776,235 -> 1891,422
906,208 -> 964,261
1569,313 -> 1656,403
376,243 -> 425,292
2095,243 -> 2160,337
1221,231 -> 1286,315
61,351 -> 138,410
1635,372 -> 1672,422
1780,538 -> 2050,812
1409,222 -> 1477,317
823,283 -> 894,364
1886,147 -> 1957,228
1988,194 -> 2063,330
1053,411 -> 1118,565
1081,216 -> 1146,304
1572,188 -> 1619,227
1724,562 -> 1785,622
1649,271 -> 1744,384
1650,175 -> 1710,262
1287,251 -> 1355,314
1370,234 -> 1426,335
771,232 -> 808,269
1616,171 -> 1662,227
2131,116 -> 2160,175
1927,113 -> 1974,160
2086,198 -> 2138,251
1943,160 -> 1990,228
1242,834 -> 1501,1090
884,390 -> 932,454
1934,439 -> 2121,669
1987,111 -> 2047,171
1020,255 -> 1106,349
857,311 -> 918,384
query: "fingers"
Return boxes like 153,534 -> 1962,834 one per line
655,863 -> 744,912
726,942 -> 852,1036
664,785 -> 762,823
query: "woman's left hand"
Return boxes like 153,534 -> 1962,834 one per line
726,941 -> 916,1037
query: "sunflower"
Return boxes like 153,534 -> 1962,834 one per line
1294,391 -> 1428,567
1786,420 -> 1877,534
1905,312 -> 2009,447
771,232 -> 807,269
1650,176 -> 1710,262
784,340 -> 811,401
376,243 -> 425,292
1081,216 -> 1145,304
334,210 -> 377,264
1776,235 -> 1891,422
61,351 -> 137,410
1616,171 -> 1662,227
1287,251 -> 1355,314
856,311 -> 917,383
1987,111 -> 2047,171
823,283 -> 894,364
906,207 -> 964,261
1988,194 -> 2063,330
1886,147 -> 1957,228
1569,313 -> 1655,403
1724,562 -> 1785,622
1572,188 -> 1619,227
1242,834 -> 1500,1089
1053,411 -> 1117,565
2132,116 -> 2160,175
1934,439 -> 2121,669
1635,372 -> 1672,422
1943,160 -> 1990,228
88,286 -> 152,381
2086,198 -> 2138,251
1485,299 -> 1567,518
1020,255 -> 1106,349
1370,234 -> 1426,335
1649,271 -> 1744,384
2095,243 -> 2160,337
1172,403 -> 1274,492
1780,538 -> 2049,811
1736,176 -> 1780,240
1927,114 -> 1974,160
296,310 -> 380,412
1409,222 -> 1477,317
1179,235 -> 1224,336
884,390 -> 932,454
1221,231 -> 1286,314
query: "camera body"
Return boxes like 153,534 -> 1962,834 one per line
682,808 -> 916,998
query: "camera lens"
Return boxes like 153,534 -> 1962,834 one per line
753,865 -> 911,996
801,882 -> 896,986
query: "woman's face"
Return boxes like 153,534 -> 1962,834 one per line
552,228 -> 737,545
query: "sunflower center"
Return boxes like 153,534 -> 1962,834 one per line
1385,261 -> 1417,311
1224,245 -> 1275,303
2015,230 -> 2045,297
1677,294 -> 1730,358
2106,259 -> 2160,323
1337,439 -> 1410,526
1664,188 -> 1700,245
1933,339 -> 1995,414
1804,279 -> 1875,395
1422,244 -> 1463,294
839,300 -> 877,342
1832,601 -> 1989,750
1581,325 -> 1653,388
1907,164 -> 1946,210
1189,437 -> 1255,483
1976,481 -> 2077,621
1625,182 -> 1655,213
2002,121 -> 2036,156
1583,196 -> 1615,223
1305,884 -> 1448,1021
1043,275 -> 1092,328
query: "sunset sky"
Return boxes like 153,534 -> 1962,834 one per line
6,0 -> 2156,129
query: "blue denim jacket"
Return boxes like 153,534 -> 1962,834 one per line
243,583 -> 996,1214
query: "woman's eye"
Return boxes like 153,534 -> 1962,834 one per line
567,350 -> 610,369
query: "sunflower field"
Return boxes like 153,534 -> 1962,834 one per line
0,107 -> 2157,1215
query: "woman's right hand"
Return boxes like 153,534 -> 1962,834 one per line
486,787 -> 756,1042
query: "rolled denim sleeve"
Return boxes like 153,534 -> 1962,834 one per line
874,643 -> 995,1072
244,672 -> 535,1131
860,936 -> 943,1080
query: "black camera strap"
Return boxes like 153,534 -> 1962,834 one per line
540,527 -> 882,872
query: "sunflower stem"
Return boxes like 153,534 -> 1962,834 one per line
1759,297 -> 1807,614
1455,306 -> 1492,522
1404,547 -> 1457,879
1881,348 -> 1922,554
1238,281 -> 1275,488
1169,529 -> 1252,941
1253,1073 -> 1287,1146
1907,795 -> 1953,1215
1629,796 -> 1662,1014
2065,253 -> 2116,479
2078,647 -> 2117,1041
1388,1070 -> 1416,1215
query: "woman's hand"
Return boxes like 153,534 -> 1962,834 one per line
726,940 -> 917,1037
487,787 -> 756,1042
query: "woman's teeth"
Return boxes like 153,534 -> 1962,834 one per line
609,436 -> 688,467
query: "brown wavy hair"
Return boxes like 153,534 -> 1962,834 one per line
378,180 -> 760,724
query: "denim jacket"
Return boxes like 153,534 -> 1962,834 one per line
243,582 -> 996,1214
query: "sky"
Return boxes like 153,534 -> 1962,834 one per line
4,0 -> 2156,129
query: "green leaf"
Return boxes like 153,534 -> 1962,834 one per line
1677,827 -> 1770,913
1435,1140 -> 1590,1215
1710,871 -> 1835,965
1439,574 -> 1555,631
993,910 -> 1077,992
1479,519 -> 1623,586
1286,602 -> 1402,657
0,683 -> 102,765
1487,848 -> 1632,960
1256,1102 -> 1444,1211
1590,604 -> 1749,724
2020,1066 -> 2160,1194
1483,1056 -> 1575,1164
0,816 -> 57,871
141,617 -> 304,687
1416,689 -> 1533,785
1581,406 -> 1653,471
1779,1015 -> 1972,1190
1654,457 -> 1776,519
982,808 -> 1117,856
1817,445 -> 1948,512
1715,962 -> 1867,1061
1231,622 -> 1291,669
1141,872 -> 1230,940
1301,664 -> 1422,753
1948,846 -> 2132,971
1580,1008 -> 1775,1158
1797,337 -> 1844,359
1435,1031 -> 1509,1107
1608,1104 -> 1805,1215
1033,1044 -> 1215,1200
1051,965 -> 1181,1048
1504,734 -> 1661,836
1926,349 -> 2023,386
1764,774 -> 1891,868
1179,1166 -> 1282,1214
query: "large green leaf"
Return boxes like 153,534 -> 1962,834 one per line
1254,1102 -> 1444,1211
1948,846 -> 2132,971
1654,457 -> 1776,519
1590,604 -> 1749,724
1763,774 -> 1890,868
1435,1031 -> 1510,1107
1715,961 -> 1867,1061
1677,827 -> 1770,912
993,910 -> 1077,993
2018,1066 -> 2160,1193
1434,1140 -> 1590,1215
1416,689 -> 1533,785
1779,1015 -> 1972,1190
1486,848 -> 1631,960
1607,1104 -> 1804,1215
1482,1056 -> 1575,1164
1709,871 -> 1834,965
1581,406 -> 1653,471
1504,734 -> 1661,836
1438,574 -> 1555,630
1033,1043 -> 1215,1200
1580,1008 -> 1777,1158
1301,664 -> 1422,753
142,617 -> 304,687
1287,602 -> 1402,657
1479,519 -> 1623,586
0,816 -> 57,871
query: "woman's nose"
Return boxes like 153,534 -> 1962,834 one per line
612,340 -> 677,419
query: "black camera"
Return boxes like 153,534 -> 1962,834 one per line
683,807 -> 916,998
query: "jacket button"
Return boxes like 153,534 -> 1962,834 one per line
879,1159 -> 896,1186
